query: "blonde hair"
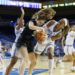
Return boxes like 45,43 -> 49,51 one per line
32,8 -> 56,20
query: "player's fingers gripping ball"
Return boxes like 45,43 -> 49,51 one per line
35,30 -> 47,42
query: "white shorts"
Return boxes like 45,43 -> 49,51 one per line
11,43 -> 24,58
34,42 -> 46,55
64,45 -> 75,55
46,41 -> 54,50
14,48 -> 23,58
12,46 -> 25,58
34,41 -> 55,55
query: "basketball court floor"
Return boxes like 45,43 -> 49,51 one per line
0,56 -> 75,75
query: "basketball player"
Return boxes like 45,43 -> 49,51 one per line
11,7 -> 25,57
40,18 -> 69,75
29,18 -> 69,75
5,7 -> 26,75
26,8 -> 57,75
64,25 -> 75,72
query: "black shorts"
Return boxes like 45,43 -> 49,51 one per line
16,37 -> 37,53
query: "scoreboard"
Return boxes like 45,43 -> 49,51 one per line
0,0 -> 42,9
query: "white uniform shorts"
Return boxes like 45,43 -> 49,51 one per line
34,41 -> 55,55
64,45 -> 75,55
11,43 -> 23,58
14,48 -> 23,58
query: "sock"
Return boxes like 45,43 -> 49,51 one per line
59,59 -> 64,69
49,59 -> 54,75
59,59 -> 64,75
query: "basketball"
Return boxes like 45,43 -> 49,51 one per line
35,30 -> 47,42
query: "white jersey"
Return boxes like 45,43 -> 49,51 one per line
34,21 -> 61,55
65,31 -> 75,45
34,19 -> 69,55
43,21 -> 61,38
64,31 -> 75,55
15,26 -> 25,42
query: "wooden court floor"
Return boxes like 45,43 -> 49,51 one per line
0,56 -> 75,75
36,56 -> 75,75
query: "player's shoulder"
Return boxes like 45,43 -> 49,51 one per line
46,20 -> 57,28
48,20 -> 57,24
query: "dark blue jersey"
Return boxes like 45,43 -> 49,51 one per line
18,19 -> 37,41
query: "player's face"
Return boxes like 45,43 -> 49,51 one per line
36,19 -> 45,26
